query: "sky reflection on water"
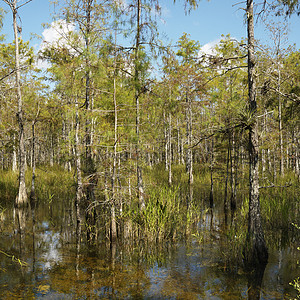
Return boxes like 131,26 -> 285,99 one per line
0,204 -> 298,299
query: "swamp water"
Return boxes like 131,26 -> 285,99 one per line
0,195 -> 299,299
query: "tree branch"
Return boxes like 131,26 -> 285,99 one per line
259,183 -> 292,189
16,0 -> 33,10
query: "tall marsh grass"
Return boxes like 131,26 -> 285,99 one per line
260,171 -> 300,229
0,165 -> 75,205
122,184 -> 201,242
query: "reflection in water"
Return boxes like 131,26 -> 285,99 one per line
247,264 -> 266,300
0,199 -> 298,299
15,206 -> 29,256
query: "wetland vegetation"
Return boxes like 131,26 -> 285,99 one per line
0,0 -> 300,298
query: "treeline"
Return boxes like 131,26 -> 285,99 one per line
0,0 -> 299,264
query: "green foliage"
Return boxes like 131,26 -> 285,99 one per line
176,32 -> 201,60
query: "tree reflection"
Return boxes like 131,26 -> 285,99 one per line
247,264 -> 267,300
15,206 -> 29,255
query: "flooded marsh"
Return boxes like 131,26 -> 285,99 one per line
0,192 -> 299,299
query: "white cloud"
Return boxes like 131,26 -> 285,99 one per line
199,39 -> 220,57
36,20 -> 77,70
40,19 -> 76,51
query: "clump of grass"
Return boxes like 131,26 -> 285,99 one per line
142,186 -> 183,241
123,185 -> 195,242
0,171 -> 18,204
260,171 -> 299,229
34,165 -> 75,202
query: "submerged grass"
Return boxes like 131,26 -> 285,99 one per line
123,184 -> 201,242
1,161 -> 298,270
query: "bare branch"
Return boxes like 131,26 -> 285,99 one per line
16,0 -> 33,10
259,183 -> 292,189
2,0 -> 13,10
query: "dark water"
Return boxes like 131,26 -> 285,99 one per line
0,198 -> 299,299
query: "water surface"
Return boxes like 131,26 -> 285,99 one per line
0,197 -> 298,299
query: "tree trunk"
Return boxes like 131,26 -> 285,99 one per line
30,121 -> 36,203
230,130 -> 237,211
111,33 -> 118,243
12,0 -> 28,207
164,112 -> 168,171
75,100 -> 83,232
84,0 -> 96,203
209,137 -> 214,209
224,134 -> 230,225
168,112 -> 172,186
135,0 -> 145,210
278,67 -> 284,176
83,0 -> 97,243
177,118 -> 180,164
12,134 -> 17,172
185,94 -> 193,185
49,135 -> 54,167
244,0 -> 268,266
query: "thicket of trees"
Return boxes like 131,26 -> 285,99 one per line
0,0 -> 299,266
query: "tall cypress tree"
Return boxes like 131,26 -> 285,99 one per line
244,0 -> 268,266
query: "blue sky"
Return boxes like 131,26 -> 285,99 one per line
1,0 -> 299,52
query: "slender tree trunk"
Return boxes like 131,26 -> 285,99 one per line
286,135 -> 289,170
12,0 -> 28,207
168,112 -> 172,186
75,100 -> 83,233
278,67 -> 284,176
30,121 -> 36,202
244,0 -> 268,266
177,118 -> 180,164
224,134 -> 230,224
185,94 -> 193,185
261,109 -> 267,176
164,112 -> 168,171
111,32 -> 118,243
209,137 -> 214,209
135,0 -> 145,210
230,130 -> 237,211
83,0 -> 97,243
273,149 -> 277,181
84,0 -> 96,202
12,134 -> 17,172
50,135 -> 54,167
